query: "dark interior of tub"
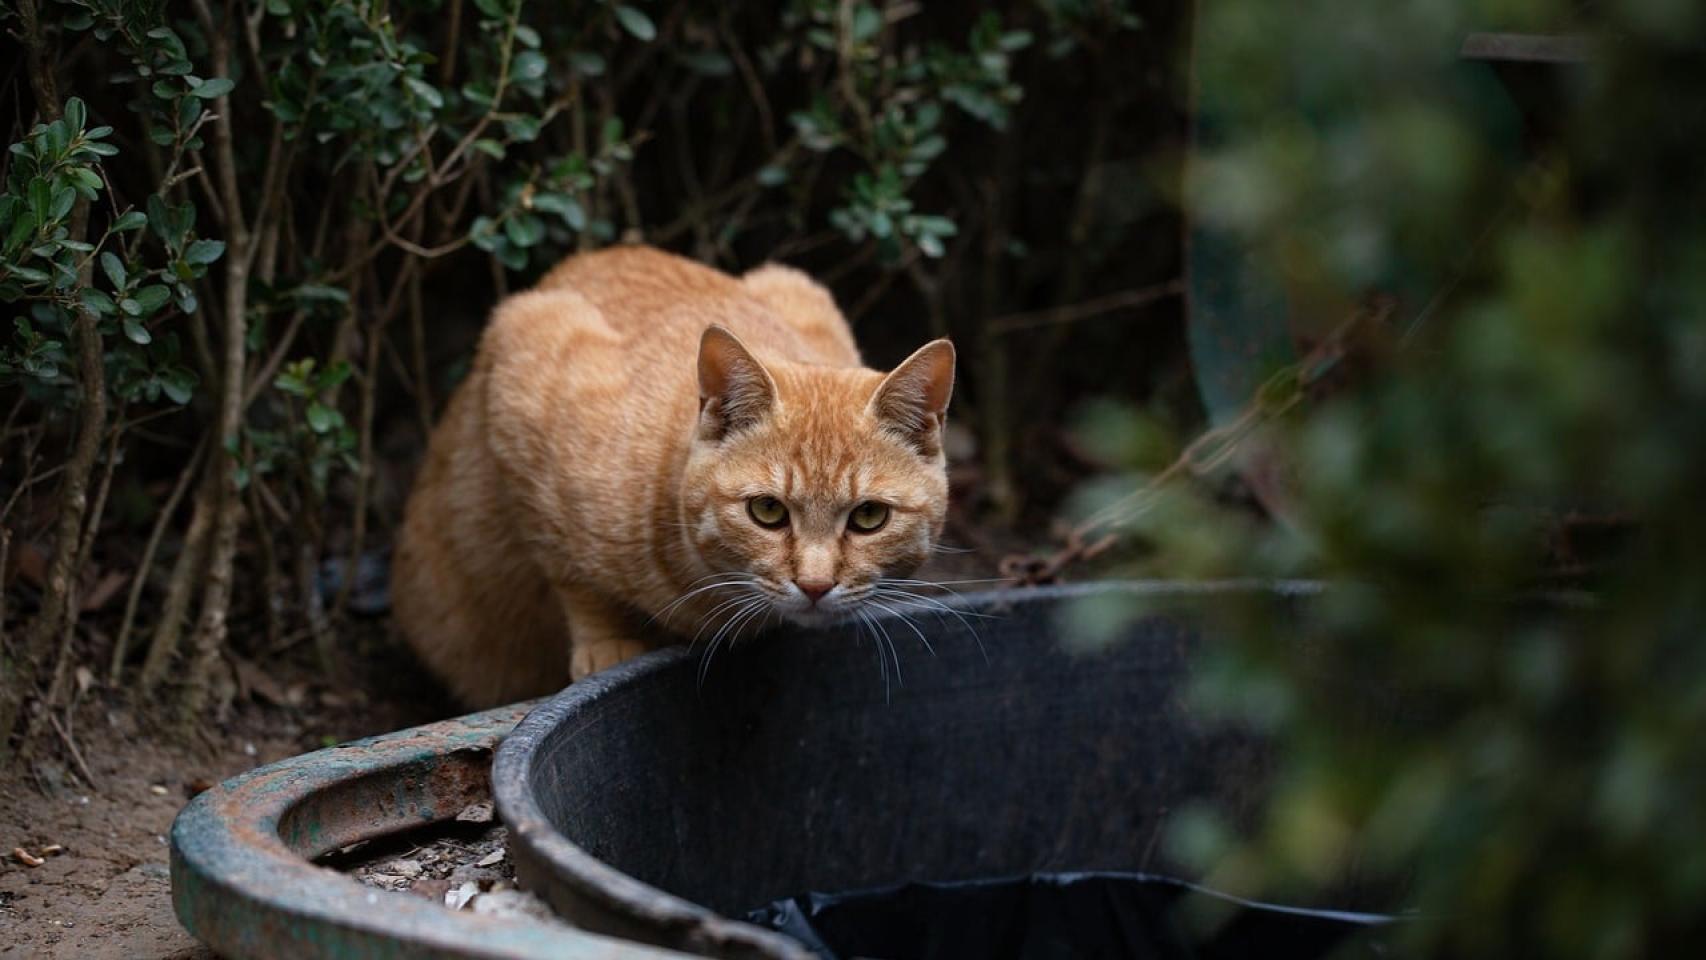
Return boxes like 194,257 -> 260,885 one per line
519,585 -> 1393,957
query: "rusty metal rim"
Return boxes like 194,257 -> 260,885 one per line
493,580 -> 1325,960
170,701 -> 695,959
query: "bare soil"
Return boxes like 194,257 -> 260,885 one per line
0,641 -> 455,959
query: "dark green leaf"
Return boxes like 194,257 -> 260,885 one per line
192,77 -> 236,99
113,211 -> 148,232
48,186 -> 76,221
160,367 -> 196,404
100,252 -> 127,290
305,402 -> 338,433
512,51 -> 547,82
403,76 -> 444,110
146,195 -> 172,242
568,51 -> 606,76
80,288 -> 116,315
29,178 -> 51,221
614,5 -> 656,42
531,193 -> 587,230
122,316 -> 152,344
64,98 -> 86,132
291,284 -> 350,303
504,213 -> 545,248
184,239 -> 226,265
119,298 -> 142,316
134,285 -> 171,313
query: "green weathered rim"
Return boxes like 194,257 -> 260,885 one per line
169,700 -> 694,959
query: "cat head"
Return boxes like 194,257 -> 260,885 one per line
680,325 -> 954,627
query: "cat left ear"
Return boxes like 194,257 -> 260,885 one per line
869,339 -> 955,456
697,325 -> 778,442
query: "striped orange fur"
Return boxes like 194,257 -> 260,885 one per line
393,246 -> 954,706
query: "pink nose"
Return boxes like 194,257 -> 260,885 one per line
796,579 -> 834,603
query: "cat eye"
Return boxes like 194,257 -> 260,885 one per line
747,495 -> 789,529
848,501 -> 890,533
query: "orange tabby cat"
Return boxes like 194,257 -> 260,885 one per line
393,245 -> 954,706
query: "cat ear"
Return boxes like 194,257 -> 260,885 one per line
869,339 -> 955,456
697,325 -> 778,441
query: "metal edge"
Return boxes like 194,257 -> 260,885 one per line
493,580 -> 1325,959
170,701 -> 696,959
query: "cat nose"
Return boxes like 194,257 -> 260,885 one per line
795,579 -> 835,603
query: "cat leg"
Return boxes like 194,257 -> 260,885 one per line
560,587 -> 652,680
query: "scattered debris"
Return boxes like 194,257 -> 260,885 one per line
475,848 -> 504,868
12,847 -> 44,867
148,785 -> 168,796
470,887 -> 555,922
444,880 -> 480,911
454,801 -> 493,824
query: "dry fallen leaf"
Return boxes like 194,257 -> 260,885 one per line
455,801 -> 494,824
444,880 -> 480,911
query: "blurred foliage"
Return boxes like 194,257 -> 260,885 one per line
1069,1 -> 1706,956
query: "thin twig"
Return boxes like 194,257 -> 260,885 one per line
988,281 -> 1185,334
47,711 -> 101,792
111,438 -> 205,683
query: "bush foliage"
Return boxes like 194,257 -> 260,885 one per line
1067,2 -> 1706,957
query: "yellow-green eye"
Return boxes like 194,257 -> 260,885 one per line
747,496 -> 789,529
848,501 -> 890,533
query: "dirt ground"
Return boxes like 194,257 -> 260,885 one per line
0,640 -> 456,960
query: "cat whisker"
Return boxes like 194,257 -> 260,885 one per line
698,595 -> 767,688
880,576 -> 1014,591
854,609 -> 891,703
652,575 -> 759,627
691,591 -> 763,646
864,605 -> 902,690
872,585 -> 990,664
867,599 -> 935,657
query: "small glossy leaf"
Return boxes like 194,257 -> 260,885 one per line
504,213 -> 545,248
568,51 -> 606,76
122,316 -> 152,343
49,186 -> 76,220
134,285 -> 171,313
100,252 -> 127,290
79,288 -> 116,315
614,5 -> 656,42
403,76 -> 444,109
184,239 -> 226,265
192,77 -> 236,99
305,402 -> 338,433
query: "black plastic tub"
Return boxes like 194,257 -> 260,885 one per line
493,581 -> 1389,959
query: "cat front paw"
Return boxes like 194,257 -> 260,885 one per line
570,637 -> 651,680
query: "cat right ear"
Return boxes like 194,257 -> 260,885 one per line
697,325 -> 778,442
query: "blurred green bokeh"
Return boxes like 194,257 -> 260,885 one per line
1074,1 -> 1706,956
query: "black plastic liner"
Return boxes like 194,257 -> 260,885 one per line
745,872 -> 1391,960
